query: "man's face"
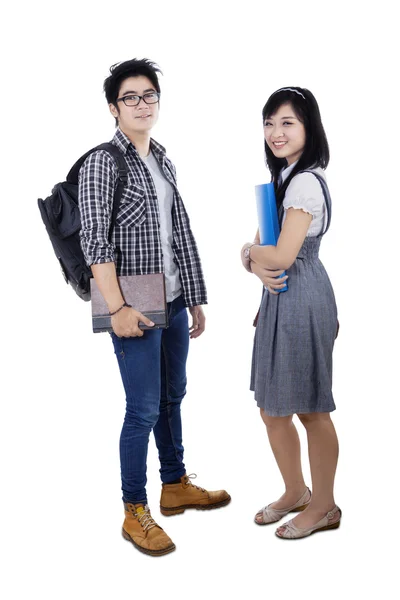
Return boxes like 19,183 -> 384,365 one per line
109,75 -> 160,134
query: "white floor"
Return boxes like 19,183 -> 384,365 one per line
2,343 -> 395,599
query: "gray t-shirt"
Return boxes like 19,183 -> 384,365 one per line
142,151 -> 182,302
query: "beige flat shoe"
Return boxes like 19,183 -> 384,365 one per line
275,505 -> 342,539
254,488 -> 311,525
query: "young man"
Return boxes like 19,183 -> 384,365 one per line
78,59 -> 230,556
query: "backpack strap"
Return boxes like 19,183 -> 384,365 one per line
66,142 -> 129,238
299,170 -> 332,236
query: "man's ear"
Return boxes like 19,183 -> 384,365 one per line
109,103 -> 119,119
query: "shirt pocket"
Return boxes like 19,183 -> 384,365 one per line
116,184 -> 146,227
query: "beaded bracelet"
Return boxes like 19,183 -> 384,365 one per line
109,302 -> 132,316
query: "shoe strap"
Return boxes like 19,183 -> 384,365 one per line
259,488 -> 311,523
278,505 -> 341,538
326,506 -> 340,520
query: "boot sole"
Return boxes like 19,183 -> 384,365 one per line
160,495 -> 231,516
255,501 -> 310,526
122,528 -> 176,556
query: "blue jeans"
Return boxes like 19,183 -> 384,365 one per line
111,295 -> 189,504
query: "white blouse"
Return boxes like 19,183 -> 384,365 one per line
280,161 -> 328,237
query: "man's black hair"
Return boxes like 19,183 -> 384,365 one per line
104,58 -> 162,126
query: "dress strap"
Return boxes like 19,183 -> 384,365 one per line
300,170 -> 332,236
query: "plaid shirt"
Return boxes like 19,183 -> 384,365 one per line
78,128 -> 207,307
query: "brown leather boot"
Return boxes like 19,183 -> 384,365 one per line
160,474 -> 231,516
122,503 -> 175,556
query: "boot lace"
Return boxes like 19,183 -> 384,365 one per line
186,473 -> 206,493
135,505 -> 157,532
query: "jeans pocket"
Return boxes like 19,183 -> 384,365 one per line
111,332 -> 125,358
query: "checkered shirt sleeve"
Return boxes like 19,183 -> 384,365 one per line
78,150 -> 117,266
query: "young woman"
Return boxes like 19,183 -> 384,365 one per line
241,87 -> 341,539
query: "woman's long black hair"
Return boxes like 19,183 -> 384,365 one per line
262,87 -> 330,209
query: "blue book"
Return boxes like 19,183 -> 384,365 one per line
255,183 -> 288,293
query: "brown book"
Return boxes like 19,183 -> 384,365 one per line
90,274 -> 168,333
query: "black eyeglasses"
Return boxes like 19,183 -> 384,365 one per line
116,92 -> 160,107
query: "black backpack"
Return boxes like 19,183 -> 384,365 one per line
38,143 -> 128,301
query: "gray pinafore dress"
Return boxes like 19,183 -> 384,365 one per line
250,171 -> 337,416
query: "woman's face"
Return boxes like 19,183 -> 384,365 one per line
264,103 -> 306,166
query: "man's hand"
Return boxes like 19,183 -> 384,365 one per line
111,306 -> 154,337
188,305 -> 206,339
251,263 -> 288,295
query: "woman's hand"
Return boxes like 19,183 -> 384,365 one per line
251,263 -> 288,295
241,242 -> 254,272
241,231 -> 261,272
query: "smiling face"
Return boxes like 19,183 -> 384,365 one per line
264,103 -> 306,166
109,75 -> 159,135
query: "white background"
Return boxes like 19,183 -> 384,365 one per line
1,0 -> 398,598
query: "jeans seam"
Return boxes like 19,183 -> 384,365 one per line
161,338 -> 182,466
113,334 -> 149,504
119,338 -> 137,414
